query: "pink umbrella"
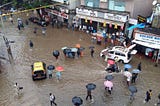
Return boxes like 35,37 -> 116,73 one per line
107,59 -> 115,65
56,66 -> 64,72
104,80 -> 113,88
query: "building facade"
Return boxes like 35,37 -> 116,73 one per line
45,0 -> 80,26
81,0 -> 153,19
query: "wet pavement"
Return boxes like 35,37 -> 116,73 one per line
0,14 -> 160,106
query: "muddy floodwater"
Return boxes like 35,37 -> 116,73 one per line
0,15 -> 160,106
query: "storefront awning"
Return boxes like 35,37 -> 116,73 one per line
132,39 -> 160,49
76,14 -> 124,26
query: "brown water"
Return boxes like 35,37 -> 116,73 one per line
0,13 -> 160,106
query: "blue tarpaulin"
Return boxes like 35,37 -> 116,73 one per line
127,23 -> 145,30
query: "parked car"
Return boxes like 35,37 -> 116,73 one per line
100,44 -> 137,63
28,17 -> 49,27
31,62 -> 47,81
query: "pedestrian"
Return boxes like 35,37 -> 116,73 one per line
33,27 -> 37,34
86,90 -> 92,101
25,19 -> 29,25
29,40 -> 33,48
42,27 -> 46,35
49,93 -> 57,106
56,71 -> 61,81
9,17 -> 13,24
48,69 -> 53,79
90,48 -> 94,58
155,93 -> 160,106
77,48 -> 81,58
17,24 -> 21,30
144,89 -> 152,103
131,73 -> 138,83
126,76 -> 131,86
137,62 -> 141,71
153,50 -> 158,62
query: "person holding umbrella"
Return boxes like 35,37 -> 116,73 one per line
72,96 -> 83,106
129,85 -> 137,100
47,65 -> 55,79
53,50 -> 60,60
85,83 -> 96,103
55,66 -> 64,81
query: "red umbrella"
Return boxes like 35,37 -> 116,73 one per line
107,59 -> 115,65
56,66 -> 64,72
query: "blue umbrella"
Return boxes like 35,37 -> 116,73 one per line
129,85 -> 137,93
47,65 -> 55,70
72,96 -> 83,105
86,83 -> 96,90
132,69 -> 140,74
105,75 -> 114,81
124,64 -> 132,69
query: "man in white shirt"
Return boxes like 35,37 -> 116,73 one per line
49,93 -> 57,106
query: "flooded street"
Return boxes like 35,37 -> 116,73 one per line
0,15 -> 160,106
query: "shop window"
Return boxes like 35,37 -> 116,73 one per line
108,0 -> 125,11
85,0 -> 99,7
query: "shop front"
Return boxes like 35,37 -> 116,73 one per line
76,7 -> 129,37
45,6 -> 69,27
132,29 -> 160,63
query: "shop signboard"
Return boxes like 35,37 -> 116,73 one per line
46,9 -> 68,19
137,15 -> 146,23
76,8 -> 98,17
104,13 -> 128,22
133,32 -> 160,49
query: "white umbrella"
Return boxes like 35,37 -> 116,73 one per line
61,47 -> 68,50
123,71 -> 132,78
71,48 -> 78,52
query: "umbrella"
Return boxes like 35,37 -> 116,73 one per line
79,47 -> 85,51
123,71 -> 132,78
107,59 -> 115,65
124,64 -> 132,69
56,66 -> 64,72
89,46 -> 95,49
105,75 -> 114,81
132,69 -> 140,74
72,96 -> 83,105
61,46 -> 68,50
76,44 -> 80,48
86,83 -> 96,90
104,80 -> 113,88
53,50 -> 60,57
47,65 -> 55,70
129,85 -> 137,93
71,48 -> 78,52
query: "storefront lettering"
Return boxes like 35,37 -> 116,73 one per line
135,33 -> 160,45
76,8 -> 98,17
104,13 -> 127,22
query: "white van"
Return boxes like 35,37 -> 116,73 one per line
100,44 -> 137,63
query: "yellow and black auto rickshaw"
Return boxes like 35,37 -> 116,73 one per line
31,62 -> 47,81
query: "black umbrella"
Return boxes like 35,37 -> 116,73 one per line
89,46 -> 95,49
86,83 -> 96,90
105,75 -> 114,81
72,96 -> 83,106
129,86 -> 137,93
47,65 -> 55,70
53,50 -> 60,57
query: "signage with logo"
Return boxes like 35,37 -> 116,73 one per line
137,15 -> 146,23
76,8 -> 98,17
100,0 -> 107,2
104,13 -> 128,22
134,32 -> 160,49
46,9 -> 68,19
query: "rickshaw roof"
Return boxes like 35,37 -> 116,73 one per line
33,62 -> 44,72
